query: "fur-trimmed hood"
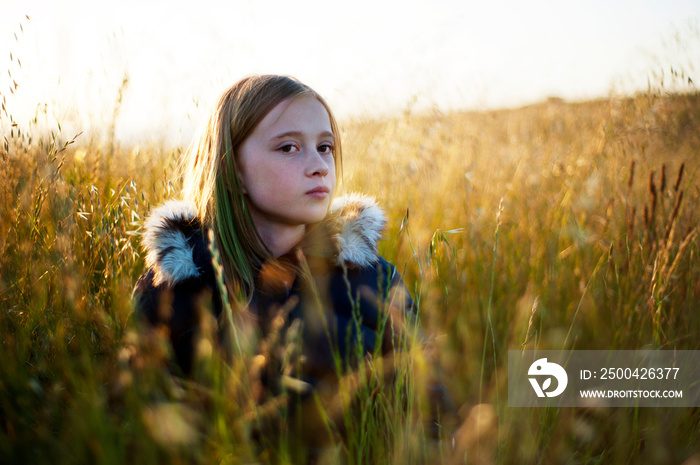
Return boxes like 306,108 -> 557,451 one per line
141,194 -> 387,287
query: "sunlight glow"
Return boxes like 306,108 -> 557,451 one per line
1,0 -> 698,145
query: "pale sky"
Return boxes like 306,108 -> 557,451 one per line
1,0 -> 699,146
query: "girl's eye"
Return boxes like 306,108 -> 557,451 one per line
279,144 -> 299,154
318,143 -> 334,154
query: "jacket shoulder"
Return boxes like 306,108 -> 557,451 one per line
328,193 -> 386,268
141,199 -> 207,287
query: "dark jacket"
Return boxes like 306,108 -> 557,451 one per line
132,194 -> 415,383
132,194 -> 458,441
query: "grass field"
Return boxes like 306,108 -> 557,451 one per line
1,80 -> 699,464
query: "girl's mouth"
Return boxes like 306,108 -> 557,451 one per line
306,186 -> 330,198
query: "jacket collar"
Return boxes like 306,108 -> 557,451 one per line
141,194 -> 386,286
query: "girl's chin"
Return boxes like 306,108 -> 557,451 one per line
279,210 -> 329,227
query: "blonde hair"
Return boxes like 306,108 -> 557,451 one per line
180,75 -> 343,298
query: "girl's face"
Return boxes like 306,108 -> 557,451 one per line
237,95 -> 336,232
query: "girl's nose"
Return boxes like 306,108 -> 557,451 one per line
306,150 -> 330,177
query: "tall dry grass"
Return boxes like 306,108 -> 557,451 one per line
341,91 -> 699,464
1,58 -> 699,463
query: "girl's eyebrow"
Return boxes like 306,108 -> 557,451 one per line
270,130 -> 334,141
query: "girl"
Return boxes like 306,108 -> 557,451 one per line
133,74 -> 453,448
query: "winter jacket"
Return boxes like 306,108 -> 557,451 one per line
132,194 -> 415,383
132,194 -> 458,441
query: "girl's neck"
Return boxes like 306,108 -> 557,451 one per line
254,222 -> 306,258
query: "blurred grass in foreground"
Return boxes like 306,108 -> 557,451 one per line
1,86 -> 699,464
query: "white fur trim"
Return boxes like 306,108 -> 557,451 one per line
329,193 -> 386,268
142,200 -> 200,286
141,194 -> 386,285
